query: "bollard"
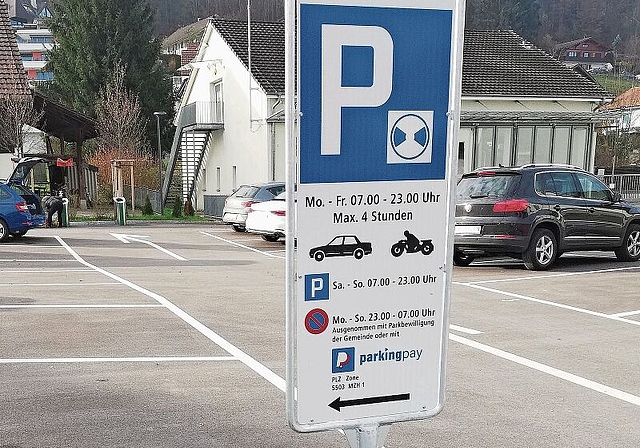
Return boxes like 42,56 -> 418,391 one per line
114,197 -> 127,225
61,198 -> 69,227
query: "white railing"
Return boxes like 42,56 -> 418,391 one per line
600,174 -> 640,199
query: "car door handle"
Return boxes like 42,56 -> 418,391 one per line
588,207 -> 595,213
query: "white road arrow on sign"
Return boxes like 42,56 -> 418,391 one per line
109,233 -> 187,261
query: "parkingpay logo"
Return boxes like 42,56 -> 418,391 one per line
359,347 -> 423,365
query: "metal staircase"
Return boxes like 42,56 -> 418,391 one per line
163,101 -> 223,209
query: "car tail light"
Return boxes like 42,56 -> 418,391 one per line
241,200 -> 256,208
493,199 -> 529,213
271,210 -> 286,217
15,202 -> 29,213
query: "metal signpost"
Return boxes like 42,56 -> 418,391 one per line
285,0 -> 465,446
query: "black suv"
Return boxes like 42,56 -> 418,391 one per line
454,165 -> 640,270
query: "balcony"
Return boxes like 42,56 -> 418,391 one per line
179,101 -> 223,131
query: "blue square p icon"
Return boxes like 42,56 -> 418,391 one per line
305,273 -> 329,301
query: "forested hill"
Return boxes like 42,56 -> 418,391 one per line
150,0 -> 285,36
151,0 -> 639,69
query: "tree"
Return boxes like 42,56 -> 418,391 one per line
47,0 -> 173,155
0,95 -> 43,157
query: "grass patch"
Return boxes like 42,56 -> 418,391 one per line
594,75 -> 640,96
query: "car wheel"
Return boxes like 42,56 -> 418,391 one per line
523,228 -> 557,271
12,230 -> 27,238
314,251 -> 325,262
615,224 -> 640,262
453,252 -> 474,267
353,248 -> 364,260
0,220 -> 9,242
262,234 -> 279,242
232,225 -> 245,232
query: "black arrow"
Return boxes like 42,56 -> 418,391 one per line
329,393 -> 410,412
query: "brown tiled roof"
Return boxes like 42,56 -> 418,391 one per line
463,30 -> 612,99
601,87 -> 640,110
208,21 -> 611,100
212,18 -> 284,95
0,0 -> 30,98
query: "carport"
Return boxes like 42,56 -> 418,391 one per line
32,91 -> 99,208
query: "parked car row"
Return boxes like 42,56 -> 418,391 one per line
223,165 -> 640,271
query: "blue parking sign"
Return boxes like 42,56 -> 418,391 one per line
299,4 -> 453,184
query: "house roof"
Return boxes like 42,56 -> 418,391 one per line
0,0 -> 30,98
600,87 -> 640,110
463,30 -> 612,99
211,18 -> 284,95
553,37 -> 611,53
163,17 -> 211,48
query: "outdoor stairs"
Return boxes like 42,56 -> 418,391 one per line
163,102 -> 223,210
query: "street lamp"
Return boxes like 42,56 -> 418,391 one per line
154,111 -> 167,215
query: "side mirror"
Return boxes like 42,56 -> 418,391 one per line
612,191 -> 622,203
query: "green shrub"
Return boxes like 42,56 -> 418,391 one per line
142,195 -> 154,215
172,196 -> 183,218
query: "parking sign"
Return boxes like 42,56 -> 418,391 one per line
286,0 -> 465,433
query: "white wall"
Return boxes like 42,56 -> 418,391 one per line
0,154 -> 15,181
185,25 -> 287,209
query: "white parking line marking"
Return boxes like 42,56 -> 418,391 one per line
0,245 -> 66,248
0,356 -> 238,364
110,233 -> 187,261
0,259 -> 76,262
449,324 -> 483,335
465,265 -> 640,285
200,231 -> 285,259
56,236 -> 287,392
0,269 -> 94,273
0,282 -> 122,287
450,333 -> 640,407
611,310 -> 640,318
0,304 -> 163,309
456,282 -> 640,327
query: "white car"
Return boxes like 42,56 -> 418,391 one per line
245,191 -> 286,242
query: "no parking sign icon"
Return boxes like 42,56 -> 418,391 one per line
305,308 -> 329,335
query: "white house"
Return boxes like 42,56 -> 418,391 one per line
164,22 -> 612,215
600,87 -> 640,133
163,18 -> 284,215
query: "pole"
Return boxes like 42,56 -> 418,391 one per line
154,111 -> 167,215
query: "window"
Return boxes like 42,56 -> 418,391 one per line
571,128 -> 589,167
583,52 -> 590,58
212,82 -> 223,122
216,167 -> 221,192
515,127 -> 534,165
495,128 -> 513,167
534,127 -> 552,163
475,127 -> 494,168
575,173 -> 611,201
232,166 -> 237,190
0,186 -> 10,199
568,51 -> 577,57
550,172 -> 580,197
552,127 -> 571,164
535,172 -> 556,196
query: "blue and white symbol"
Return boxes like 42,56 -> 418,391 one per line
332,347 -> 356,373
305,273 -> 330,301
388,111 -> 433,164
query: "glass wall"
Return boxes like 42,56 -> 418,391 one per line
464,124 -> 592,172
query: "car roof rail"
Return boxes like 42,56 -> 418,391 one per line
519,163 -> 585,171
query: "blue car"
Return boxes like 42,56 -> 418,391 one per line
0,158 -> 47,241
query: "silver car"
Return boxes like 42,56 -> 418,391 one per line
222,182 -> 285,231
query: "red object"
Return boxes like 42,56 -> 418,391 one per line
15,202 -> 29,213
493,199 -> 529,213
477,171 -> 496,177
56,158 -> 74,167
271,210 -> 286,216
241,200 -> 256,208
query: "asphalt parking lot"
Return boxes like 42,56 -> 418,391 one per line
1,223 -> 639,447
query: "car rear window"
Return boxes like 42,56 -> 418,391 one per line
9,184 -> 34,196
232,185 -> 259,198
457,174 -> 519,200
